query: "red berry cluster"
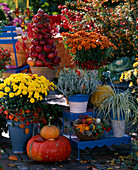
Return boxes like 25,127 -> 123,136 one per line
0,107 -> 40,124
0,48 -> 11,70
28,9 -> 61,69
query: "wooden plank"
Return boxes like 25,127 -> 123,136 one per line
0,32 -> 17,38
0,26 -> 16,31
0,39 -> 18,44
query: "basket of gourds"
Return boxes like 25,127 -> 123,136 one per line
73,116 -> 106,141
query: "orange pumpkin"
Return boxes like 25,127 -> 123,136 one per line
40,123 -> 60,140
26,135 -> 71,162
91,84 -> 114,107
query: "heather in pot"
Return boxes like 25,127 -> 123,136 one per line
57,67 -> 99,97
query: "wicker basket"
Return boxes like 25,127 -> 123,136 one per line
30,65 -> 59,81
73,117 -> 104,141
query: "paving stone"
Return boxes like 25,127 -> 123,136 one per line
0,151 -> 9,159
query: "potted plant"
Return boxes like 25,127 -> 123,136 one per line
57,67 -> 99,113
96,72 -> 137,137
0,47 -> 11,79
60,30 -> 117,70
0,73 -> 57,153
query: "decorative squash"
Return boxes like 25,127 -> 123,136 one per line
40,118 -> 59,140
91,84 -> 114,108
26,135 -> 71,162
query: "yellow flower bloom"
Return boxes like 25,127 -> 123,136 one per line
9,92 -> 14,98
28,91 -> 33,98
30,98 -> 35,103
22,90 -> 27,95
0,91 -> 4,98
0,84 -> 4,90
4,87 -> 11,93
34,91 -> 39,99
129,82 -> 133,87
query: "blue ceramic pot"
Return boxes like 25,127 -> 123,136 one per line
68,94 -> 89,113
7,120 -> 34,154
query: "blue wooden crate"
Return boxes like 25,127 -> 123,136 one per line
0,26 -> 30,73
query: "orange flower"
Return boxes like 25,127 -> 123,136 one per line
78,45 -> 82,50
85,126 -> 90,131
71,48 -> 76,54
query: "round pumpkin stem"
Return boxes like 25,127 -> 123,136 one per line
48,117 -> 52,126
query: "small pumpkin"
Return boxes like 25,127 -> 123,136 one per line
91,84 -> 114,107
26,135 -> 71,162
40,118 -> 59,140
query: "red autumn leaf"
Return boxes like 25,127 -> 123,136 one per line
8,155 -> 18,161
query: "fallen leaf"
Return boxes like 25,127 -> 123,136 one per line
114,153 -> 118,155
121,158 -> 124,161
92,167 -> 98,170
8,155 -> 18,161
118,156 -> 124,159
8,164 -> 16,167
110,163 -> 115,166
126,155 -> 131,159
106,160 -> 110,163
59,165 -> 63,167
107,168 -> 113,170
115,166 -> 120,169
111,159 -> 115,163
87,166 -> 98,170
25,128 -> 29,134
91,160 -> 97,163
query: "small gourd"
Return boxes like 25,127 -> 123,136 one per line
40,117 -> 59,140
91,84 -> 114,108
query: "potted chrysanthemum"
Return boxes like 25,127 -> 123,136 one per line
0,73 -> 56,153
60,30 -> 117,70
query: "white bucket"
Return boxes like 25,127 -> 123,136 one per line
69,101 -> 88,113
112,120 -> 125,137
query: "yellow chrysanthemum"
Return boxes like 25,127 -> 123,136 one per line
34,91 -> 39,99
0,91 -> 4,98
22,90 -> 27,95
9,92 -> 14,98
28,91 -> 33,98
30,98 -> 35,103
0,84 -> 4,90
12,84 -> 18,92
4,87 -> 11,93
39,95 -> 43,101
